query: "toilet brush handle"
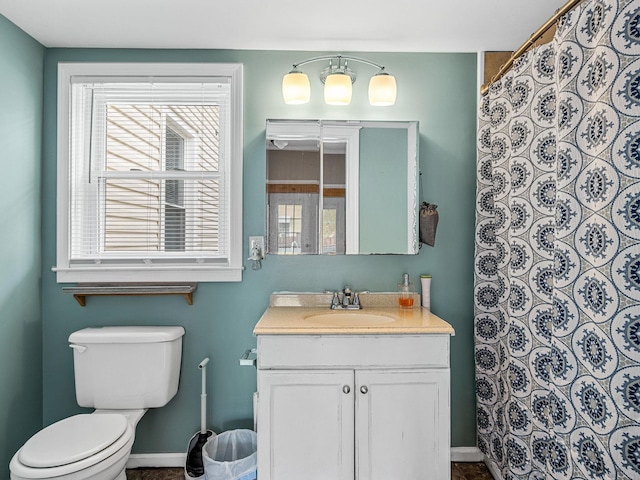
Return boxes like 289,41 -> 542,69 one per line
198,357 -> 209,434
200,392 -> 207,434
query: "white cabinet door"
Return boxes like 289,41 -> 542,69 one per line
257,370 -> 355,480
355,369 -> 451,480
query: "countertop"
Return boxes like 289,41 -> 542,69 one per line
253,305 -> 455,335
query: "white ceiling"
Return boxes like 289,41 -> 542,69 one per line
0,0 -> 567,52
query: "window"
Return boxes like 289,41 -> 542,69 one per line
55,63 -> 243,282
277,204 -> 303,254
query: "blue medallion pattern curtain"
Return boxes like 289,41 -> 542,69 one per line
475,0 -> 640,478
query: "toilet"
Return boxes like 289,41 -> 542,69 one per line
10,326 -> 185,480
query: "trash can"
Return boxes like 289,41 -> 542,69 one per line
202,429 -> 257,480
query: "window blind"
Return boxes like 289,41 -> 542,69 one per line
68,80 -> 232,266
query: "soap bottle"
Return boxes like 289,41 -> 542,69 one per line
398,273 -> 415,308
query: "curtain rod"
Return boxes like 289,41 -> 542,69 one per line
480,0 -> 585,95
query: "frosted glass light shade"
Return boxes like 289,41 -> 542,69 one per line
324,73 -> 352,105
282,72 -> 310,104
368,73 -> 397,106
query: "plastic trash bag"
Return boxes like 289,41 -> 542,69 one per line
203,429 -> 257,480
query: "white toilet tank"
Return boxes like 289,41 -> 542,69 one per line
68,326 -> 185,409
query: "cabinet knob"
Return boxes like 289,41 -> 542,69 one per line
360,385 -> 368,394
342,385 -> 351,394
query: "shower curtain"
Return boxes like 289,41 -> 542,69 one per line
475,0 -> 640,478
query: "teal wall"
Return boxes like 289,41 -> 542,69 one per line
0,15 -> 44,475
38,49 -> 478,454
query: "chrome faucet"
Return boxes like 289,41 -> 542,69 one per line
330,286 -> 363,310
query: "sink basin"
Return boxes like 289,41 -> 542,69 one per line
304,312 -> 396,326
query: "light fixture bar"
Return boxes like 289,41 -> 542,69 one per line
291,55 -> 389,72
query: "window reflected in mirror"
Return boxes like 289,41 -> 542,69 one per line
276,204 -> 303,254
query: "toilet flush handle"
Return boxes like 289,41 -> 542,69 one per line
69,344 -> 87,353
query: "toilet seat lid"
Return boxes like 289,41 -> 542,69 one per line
19,414 -> 128,468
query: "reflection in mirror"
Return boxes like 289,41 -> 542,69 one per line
266,120 -> 418,255
267,136 -> 322,254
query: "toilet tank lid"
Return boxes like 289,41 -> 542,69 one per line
69,326 -> 185,344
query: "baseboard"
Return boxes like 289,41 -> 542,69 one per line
450,446 -> 484,462
127,453 -> 185,469
128,447 -> 484,469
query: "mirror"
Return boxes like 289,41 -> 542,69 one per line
266,120 -> 419,255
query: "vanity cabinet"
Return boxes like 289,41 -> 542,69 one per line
255,334 -> 451,480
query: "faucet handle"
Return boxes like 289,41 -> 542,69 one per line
353,292 -> 361,307
331,291 -> 340,309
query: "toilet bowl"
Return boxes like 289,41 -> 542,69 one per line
9,410 -> 145,480
9,326 -> 185,480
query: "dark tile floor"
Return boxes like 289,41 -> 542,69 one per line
451,462 -> 495,479
126,468 -> 183,480
126,462 -> 494,479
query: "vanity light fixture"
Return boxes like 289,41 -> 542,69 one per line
282,55 -> 397,106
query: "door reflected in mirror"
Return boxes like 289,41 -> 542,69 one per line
266,120 -> 419,255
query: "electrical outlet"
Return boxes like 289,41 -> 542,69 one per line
249,236 -> 265,258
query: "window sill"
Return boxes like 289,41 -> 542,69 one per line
62,283 -> 198,306
53,265 -> 243,283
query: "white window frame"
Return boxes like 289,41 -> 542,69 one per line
54,62 -> 244,283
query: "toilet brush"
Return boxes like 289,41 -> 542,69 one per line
185,357 -> 215,479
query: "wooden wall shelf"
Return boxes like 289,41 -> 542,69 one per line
62,283 -> 197,306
